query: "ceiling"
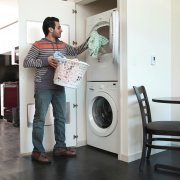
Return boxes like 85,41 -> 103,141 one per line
0,0 -> 18,29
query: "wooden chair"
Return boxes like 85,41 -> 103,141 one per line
133,85 -> 180,172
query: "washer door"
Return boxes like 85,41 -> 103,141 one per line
90,21 -> 112,55
88,92 -> 118,137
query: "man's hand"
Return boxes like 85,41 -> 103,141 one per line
48,56 -> 58,68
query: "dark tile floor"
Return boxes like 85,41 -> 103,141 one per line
0,119 -> 180,180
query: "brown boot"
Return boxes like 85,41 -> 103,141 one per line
53,147 -> 76,157
31,151 -> 51,164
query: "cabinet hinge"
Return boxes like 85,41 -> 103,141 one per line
73,104 -> 78,108
72,41 -> 77,45
73,135 -> 78,139
72,9 -> 77,14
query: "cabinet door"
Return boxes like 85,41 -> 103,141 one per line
27,88 -> 77,147
19,0 -> 77,153
65,88 -> 77,147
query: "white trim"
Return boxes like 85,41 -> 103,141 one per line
77,140 -> 87,147
118,148 -> 168,163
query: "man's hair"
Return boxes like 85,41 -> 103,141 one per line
42,17 -> 59,36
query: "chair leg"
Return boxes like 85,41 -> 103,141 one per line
155,164 -> 180,174
139,133 -> 147,171
146,134 -> 152,159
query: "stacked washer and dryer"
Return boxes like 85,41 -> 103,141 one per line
86,9 -> 120,154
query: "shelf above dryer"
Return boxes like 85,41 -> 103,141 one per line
74,0 -> 98,5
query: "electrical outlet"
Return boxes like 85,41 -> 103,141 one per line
151,56 -> 156,65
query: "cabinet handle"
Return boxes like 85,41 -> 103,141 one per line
73,104 -> 78,108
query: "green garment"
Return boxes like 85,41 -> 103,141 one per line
87,31 -> 109,58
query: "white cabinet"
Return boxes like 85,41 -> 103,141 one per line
27,88 -> 77,147
65,88 -> 77,146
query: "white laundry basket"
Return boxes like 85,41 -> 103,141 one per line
54,58 -> 89,88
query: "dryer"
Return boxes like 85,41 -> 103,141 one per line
86,81 -> 119,153
86,9 -> 119,82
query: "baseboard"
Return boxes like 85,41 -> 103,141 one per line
77,139 -> 87,147
20,142 -> 87,156
118,149 -> 167,163
118,152 -> 141,162
118,153 -> 130,162
20,152 -> 32,156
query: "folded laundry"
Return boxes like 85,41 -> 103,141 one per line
87,31 -> 109,58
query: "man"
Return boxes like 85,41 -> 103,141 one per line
24,17 -> 88,163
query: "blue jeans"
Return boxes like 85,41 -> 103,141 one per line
32,89 -> 66,153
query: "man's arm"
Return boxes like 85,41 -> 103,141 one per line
65,38 -> 89,56
23,43 -> 49,68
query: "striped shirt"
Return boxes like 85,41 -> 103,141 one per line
23,38 -> 88,90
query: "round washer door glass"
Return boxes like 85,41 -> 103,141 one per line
89,92 -> 118,137
91,21 -> 112,55
92,96 -> 112,128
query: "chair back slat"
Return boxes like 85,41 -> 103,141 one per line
133,86 -> 152,126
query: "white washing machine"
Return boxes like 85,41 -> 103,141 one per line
86,82 -> 119,154
86,9 -> 119,82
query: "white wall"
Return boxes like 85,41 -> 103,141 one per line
17,0 -> 173,161
118,0 -> 128,162
18,0 -> 76,154
0,22 -> 18,54
171,0 -> 180,120
119,0 -> 171,162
